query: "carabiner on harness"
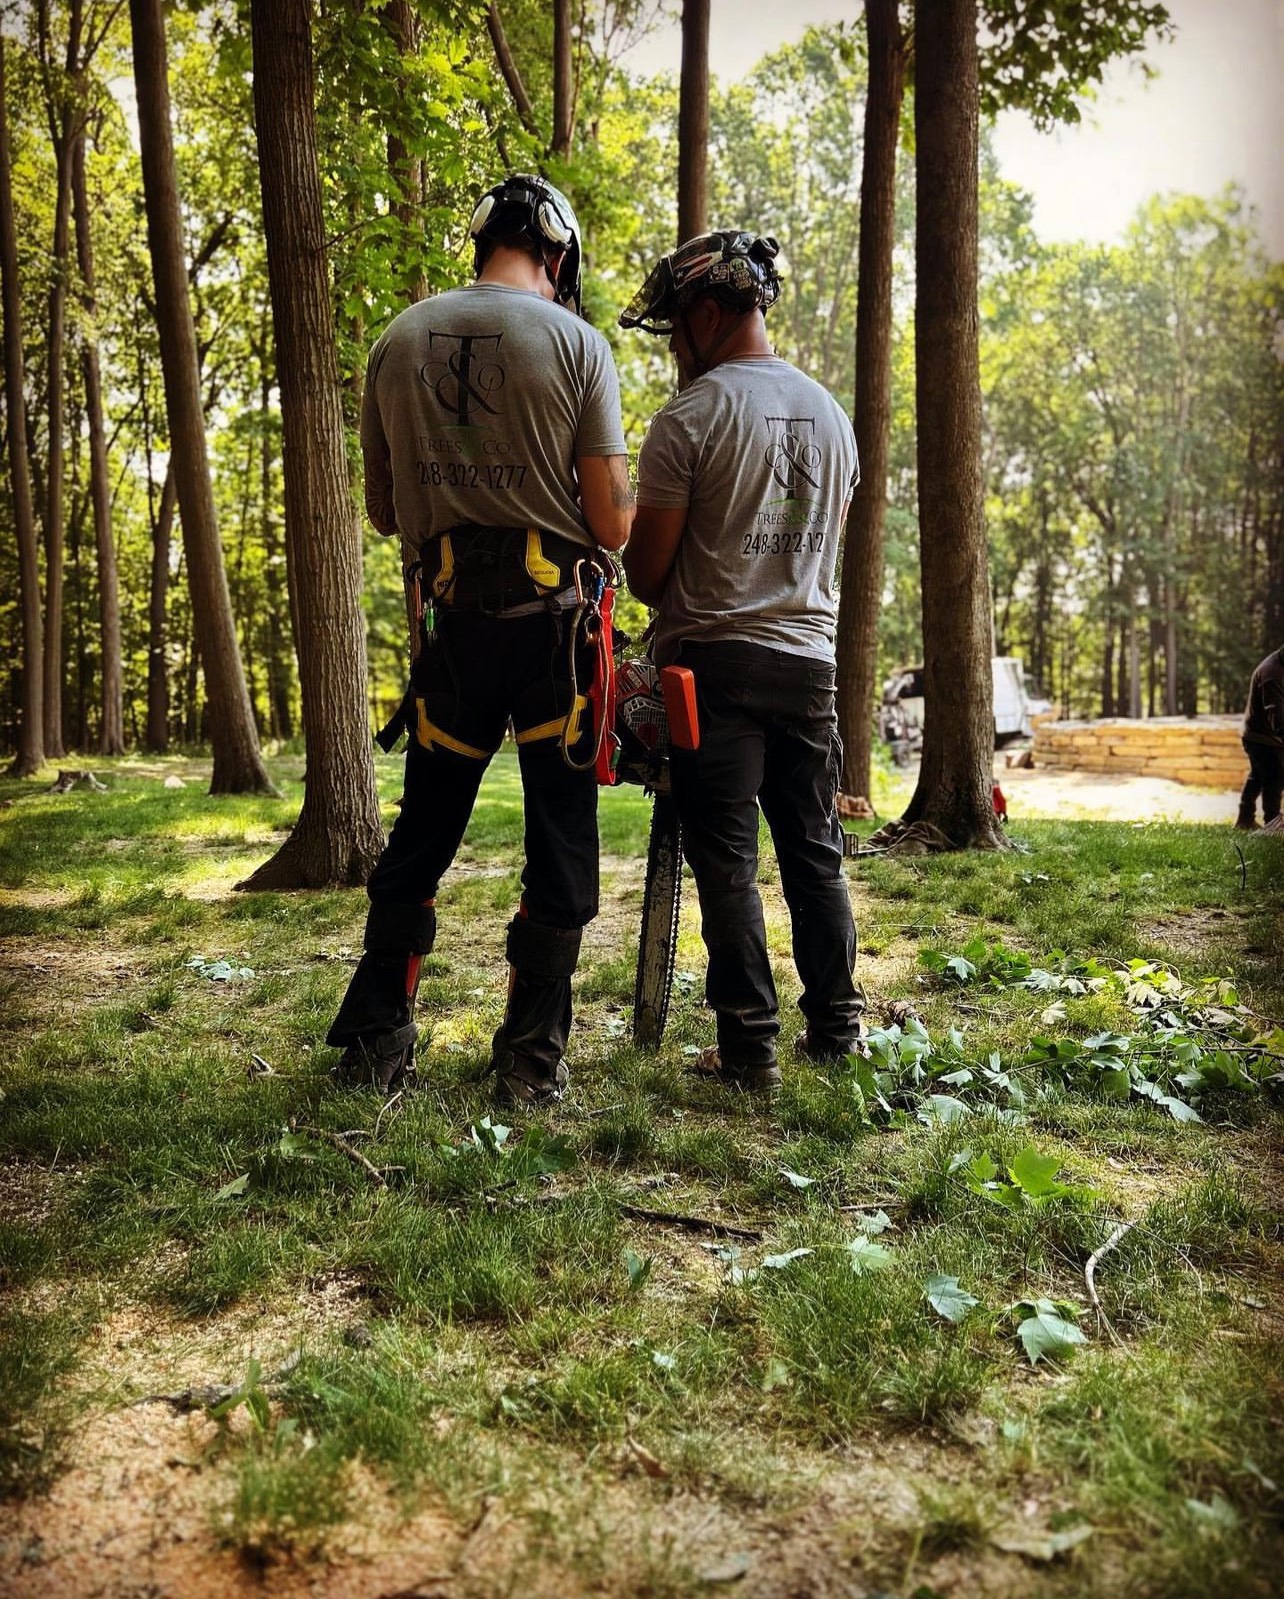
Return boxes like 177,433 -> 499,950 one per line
561,554 -> 621,779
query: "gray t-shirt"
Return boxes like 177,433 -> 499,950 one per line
361,283 -> 626,550
635,356 -> 859,664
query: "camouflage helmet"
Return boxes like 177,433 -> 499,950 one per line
619,230 -> 782,334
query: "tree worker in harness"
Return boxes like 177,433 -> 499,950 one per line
619,230 -> 864,1093
1236,641 -> 1284,830
327,174 -> 633,1105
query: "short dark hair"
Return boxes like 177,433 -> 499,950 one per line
474,224 -> 546,272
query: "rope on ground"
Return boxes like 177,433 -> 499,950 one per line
1085,1218 -> 1137,1351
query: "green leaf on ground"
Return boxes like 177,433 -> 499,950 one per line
924,1274 -> 980,1322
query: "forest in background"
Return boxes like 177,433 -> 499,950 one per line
1,0 -> 1281,763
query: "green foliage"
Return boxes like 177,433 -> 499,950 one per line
978,1 -> 1173,128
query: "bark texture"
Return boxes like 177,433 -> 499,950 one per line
886,0 -> 1008,853
239,0 -> 384,890
1,38 -> 46,776
129,0 -> 274,795
677,0 -> 709,244
835,0 -> 905,802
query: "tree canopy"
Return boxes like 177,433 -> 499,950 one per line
0,1 -> 1277,775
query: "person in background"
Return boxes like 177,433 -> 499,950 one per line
1236,643 -> 1284,830
618,230 -> 864,1092
327,174 -> 632,1104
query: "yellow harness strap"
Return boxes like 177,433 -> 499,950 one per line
415,699 -> 495,761
515,696 -> 587,748
523,529 -> 563,592
430,532 -> 456,599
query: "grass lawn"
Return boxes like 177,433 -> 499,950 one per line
0,748 -> 1281,1598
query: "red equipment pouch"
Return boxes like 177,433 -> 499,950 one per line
591,585 -> 620,785
660,665 -> 700,751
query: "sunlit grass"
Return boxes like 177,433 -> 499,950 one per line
0,750 -> 1280,1590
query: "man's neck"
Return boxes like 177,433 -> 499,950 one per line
477,248 -> 549,297
705,313 -> 773,368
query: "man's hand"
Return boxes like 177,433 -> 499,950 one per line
623,504 -> 687,607
578,454 -> 634,551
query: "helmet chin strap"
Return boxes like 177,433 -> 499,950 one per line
543,247 -> 579,312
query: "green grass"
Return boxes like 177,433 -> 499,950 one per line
0,750 -> 1281,1593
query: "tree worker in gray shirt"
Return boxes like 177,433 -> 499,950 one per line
1236,643 -> 1284,830
619,231 -> 864,1092
328,174 -> 632,1105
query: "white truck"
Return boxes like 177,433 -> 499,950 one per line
879,657 -> 1052,764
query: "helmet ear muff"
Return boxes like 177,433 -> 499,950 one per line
469,193 -> 496,237
536,198 -> 572,248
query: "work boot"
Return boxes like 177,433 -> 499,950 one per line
488,917 -> 582,1110
331,1023 -> 418,1094
1235,809 -> 1259,831
491,1026 -> 569,1108
687,1044 -> 781,1094
794,1022 -> 868,1065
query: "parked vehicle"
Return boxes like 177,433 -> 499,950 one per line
879,657 -> 1052,765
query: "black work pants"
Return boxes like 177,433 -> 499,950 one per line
669,639 -> 862,1069
328,606 -> 598,1053
1240,737 -> 1283,825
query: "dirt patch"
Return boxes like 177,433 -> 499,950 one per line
991,759 -> 1240,825
0,1393 -> 1076,1599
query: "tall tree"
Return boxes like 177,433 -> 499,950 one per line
677,0 -> 708,242
239,0 -> 384,889
129,0 -> 274,795
879,0 -> 1007,852
71,111 -> 123,754
1,36 -> 45,777
35,0 -> 84,757
835,0 -> 906,803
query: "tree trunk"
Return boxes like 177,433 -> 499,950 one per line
382,0 -> 428,305
880,0 -> 1006,854
239,0 -> 384,890
259,363 -> 294,741
0,38 -> 45,777
486,3 -> 538,138
146,465 -> 176,752
677,0 -> 709,243
42,133 -> 73,758
551,0 -> 574,157
129,0 -> 275,795
835,0 -> 904,803
71,120 -> 124,755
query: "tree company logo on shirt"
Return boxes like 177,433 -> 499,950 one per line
752,416 -> 828,542
420,331 -> 505,426
764,416 -> 821,500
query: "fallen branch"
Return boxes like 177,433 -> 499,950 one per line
133,1351 -> 300,1412
1085,1219 -> 1136,1349
619,1203 -> 762,1241
292,1121 -> 390,1187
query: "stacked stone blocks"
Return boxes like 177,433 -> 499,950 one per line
1032,716 -> 1244,790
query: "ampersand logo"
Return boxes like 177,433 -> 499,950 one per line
764,416 -> 821,498
421,332 -> 505,425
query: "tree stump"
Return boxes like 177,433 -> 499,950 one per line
49,769 -> 107,793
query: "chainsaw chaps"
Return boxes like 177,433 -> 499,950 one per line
632,792 -> 683,1047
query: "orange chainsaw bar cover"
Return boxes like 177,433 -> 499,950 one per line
659,665 -> 700,751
